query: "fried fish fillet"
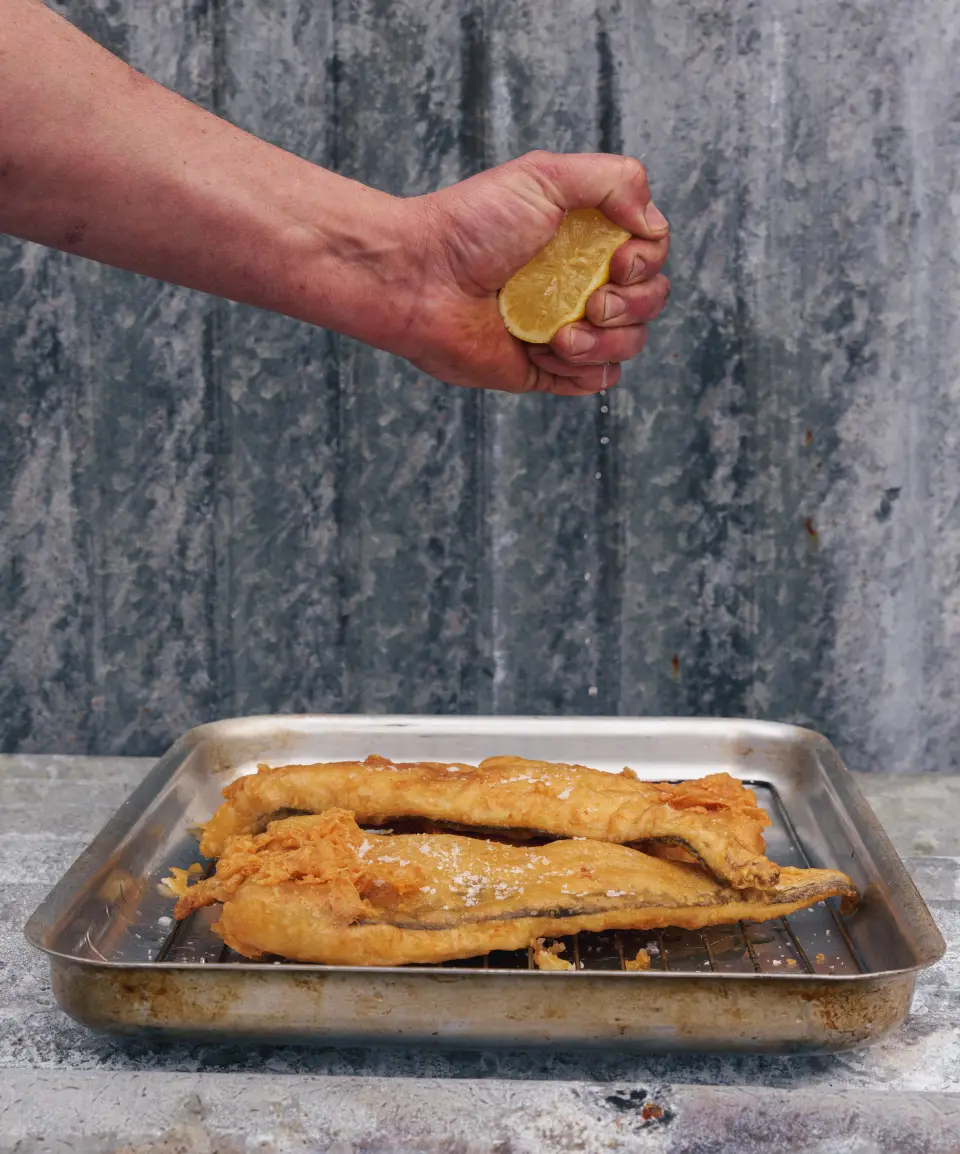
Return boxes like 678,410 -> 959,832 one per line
177,810 -> 857,966
200,755 -> 777,890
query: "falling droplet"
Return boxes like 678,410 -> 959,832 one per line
600,436 -> 610,445
595,471 -> 602,480
588,686 -> 598,697
600,406 -> 608,414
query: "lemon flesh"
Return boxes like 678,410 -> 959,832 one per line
497,208 -> 630,343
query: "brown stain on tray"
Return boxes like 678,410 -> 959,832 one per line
802,975 -> 911,1044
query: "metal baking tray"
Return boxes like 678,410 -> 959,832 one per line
25,716 -> 944,1053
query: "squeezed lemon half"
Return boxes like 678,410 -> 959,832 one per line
498,208 -> 630,343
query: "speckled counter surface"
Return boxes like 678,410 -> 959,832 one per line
2,756 -> 958,1153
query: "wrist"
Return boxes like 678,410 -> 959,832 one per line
283,173 -> 426,356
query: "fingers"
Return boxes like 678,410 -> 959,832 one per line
412,304 -> 634,397
524,358 -> 623,397
608,236 -> 669,285
519,150 -> 669,241
526,326 -> 645,390
541,321 -> 649,365
584,274 -> 670,329
406,259 -> 655,398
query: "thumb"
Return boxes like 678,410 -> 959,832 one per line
517,150 -> 669,241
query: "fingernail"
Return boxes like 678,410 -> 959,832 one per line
627,256 -> 647,283
644,201 -> 669,233
602,292 -> 626,322
567,328 -> 598,355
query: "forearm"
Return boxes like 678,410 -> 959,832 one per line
0,0 -> 418,348
1,0 -> 671,396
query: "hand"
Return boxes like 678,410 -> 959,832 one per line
0,0 -> 668,397
399,151 -> 671,396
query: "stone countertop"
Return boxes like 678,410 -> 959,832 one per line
1,756 -> 958,1153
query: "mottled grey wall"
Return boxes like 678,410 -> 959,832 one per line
2,0 -> 960,771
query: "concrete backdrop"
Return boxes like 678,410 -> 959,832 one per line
2,0 -> 959,770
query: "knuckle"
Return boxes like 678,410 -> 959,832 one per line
588,296 -> 609,325
620,154 -> 649,188
620,330 -> 642,358
551,330 -> 575,357
516,150 -> 566,207
519,149 -> 557,177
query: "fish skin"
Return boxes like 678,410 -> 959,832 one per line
177,810 -> 857,967
199,755 -> 778,891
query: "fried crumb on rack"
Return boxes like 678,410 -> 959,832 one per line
624,947 -> 652,971
160,863 -> 204,898
532,938 -> 574,971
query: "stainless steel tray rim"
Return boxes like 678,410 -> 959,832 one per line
183,713 -> 834,744
31,951 -> 930,982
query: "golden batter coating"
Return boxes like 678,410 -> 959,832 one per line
200,755 -> 777,890
176,810 -> 857,967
